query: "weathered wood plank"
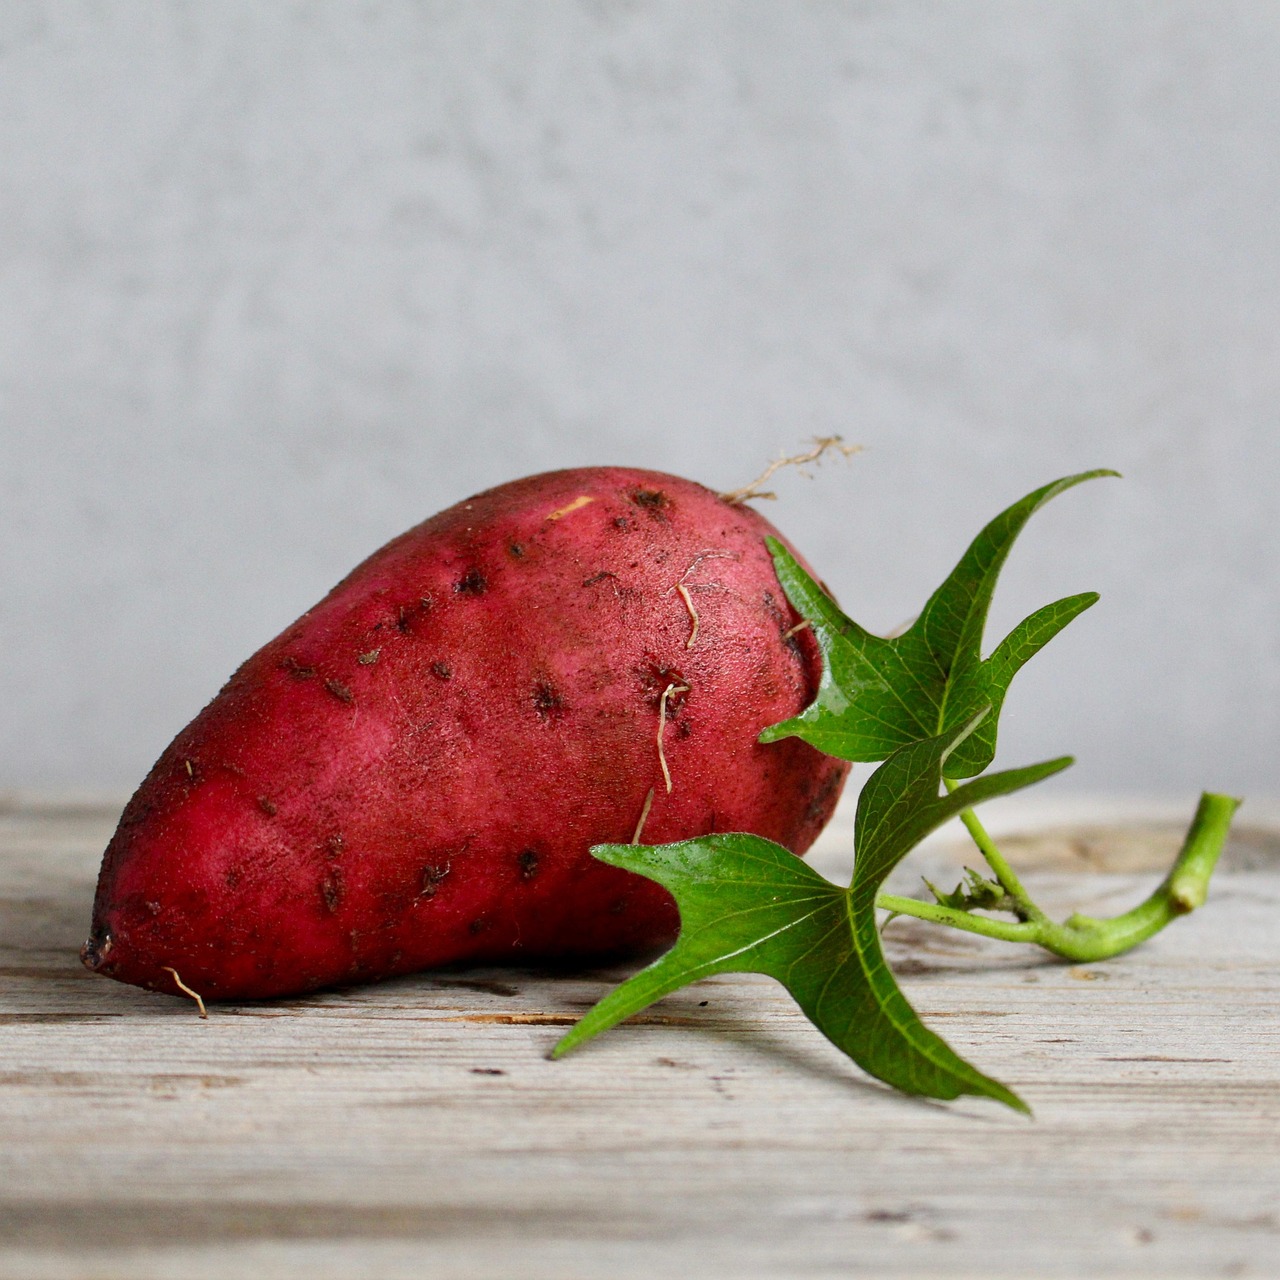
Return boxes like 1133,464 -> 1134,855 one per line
1,799 -> 1278,1279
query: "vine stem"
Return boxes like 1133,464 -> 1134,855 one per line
876,792 -> 1241,963
943,779 -> 1045,922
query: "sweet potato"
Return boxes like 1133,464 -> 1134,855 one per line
82,467 -> 849,1001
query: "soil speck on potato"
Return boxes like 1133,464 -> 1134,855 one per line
419,863 -> 450,899
320,872 -> 342,913
430,661 -> 453,681
454,568 -> 488,595
325,678 -> 354,704
517,850 -> 540,880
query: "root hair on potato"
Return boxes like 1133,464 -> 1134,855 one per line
546,495 -> 595,522
657,682 -> 690,794
676,549 -> 739,582
782,619 -> 812,640
631,788 -> 656,845
161,966 -> 208,1018
719,436 -> 861,505
668,549 -> 740,648
675,583 -> 699,649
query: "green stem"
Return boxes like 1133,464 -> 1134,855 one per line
878,792 -> 1241,963
943,778 -> 1044,922
877,894 -> 1041,944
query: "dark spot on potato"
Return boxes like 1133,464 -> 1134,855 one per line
630,488 -> 671,519
325,833 -> 344,861
508,542 -> 525,559
468,917 -> 491,935
762,588 -> 790,627
257,796 -> 278,817
532,678 -> 567,721
145,900 -> 161,916
320,872 -> 342,913
454,568 -> 487,595
676,718 -> 692,738
804,768 -> 844,826
471,1067 -> 506,1076
609,898 -> 628,915
225,869 -> 242,890
397,605 -> 413,633
280,656 -> 315,679
419,863 -> 450,898
636,661 -> 687,708
613,516 -> 631,531
582,570 -> 617,588
325,678 -> 354,704
431,661 -> 453,681
517,850 -> 540,880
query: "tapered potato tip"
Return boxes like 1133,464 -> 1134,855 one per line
80,927 -> 113,973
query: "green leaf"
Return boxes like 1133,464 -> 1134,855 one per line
760,470 -> 1117,777
554,716 -> 1072,1111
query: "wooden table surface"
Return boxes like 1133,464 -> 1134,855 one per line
2,793 -> 1278,1279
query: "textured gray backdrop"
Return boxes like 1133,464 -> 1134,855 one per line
2,2 -> 1277,799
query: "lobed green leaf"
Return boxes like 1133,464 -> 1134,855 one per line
555,716 -> 1072,1111
760,469 -> 1117,777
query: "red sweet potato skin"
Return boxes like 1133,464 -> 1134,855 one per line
83,468 -> 849,1000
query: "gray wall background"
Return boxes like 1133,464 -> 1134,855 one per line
2,1 -> 1277,799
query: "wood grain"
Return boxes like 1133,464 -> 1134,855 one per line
1,799 -> 1278,1279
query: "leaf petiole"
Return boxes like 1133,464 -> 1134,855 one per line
876,791 -> 1241,963
943,780 -> 1045,922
